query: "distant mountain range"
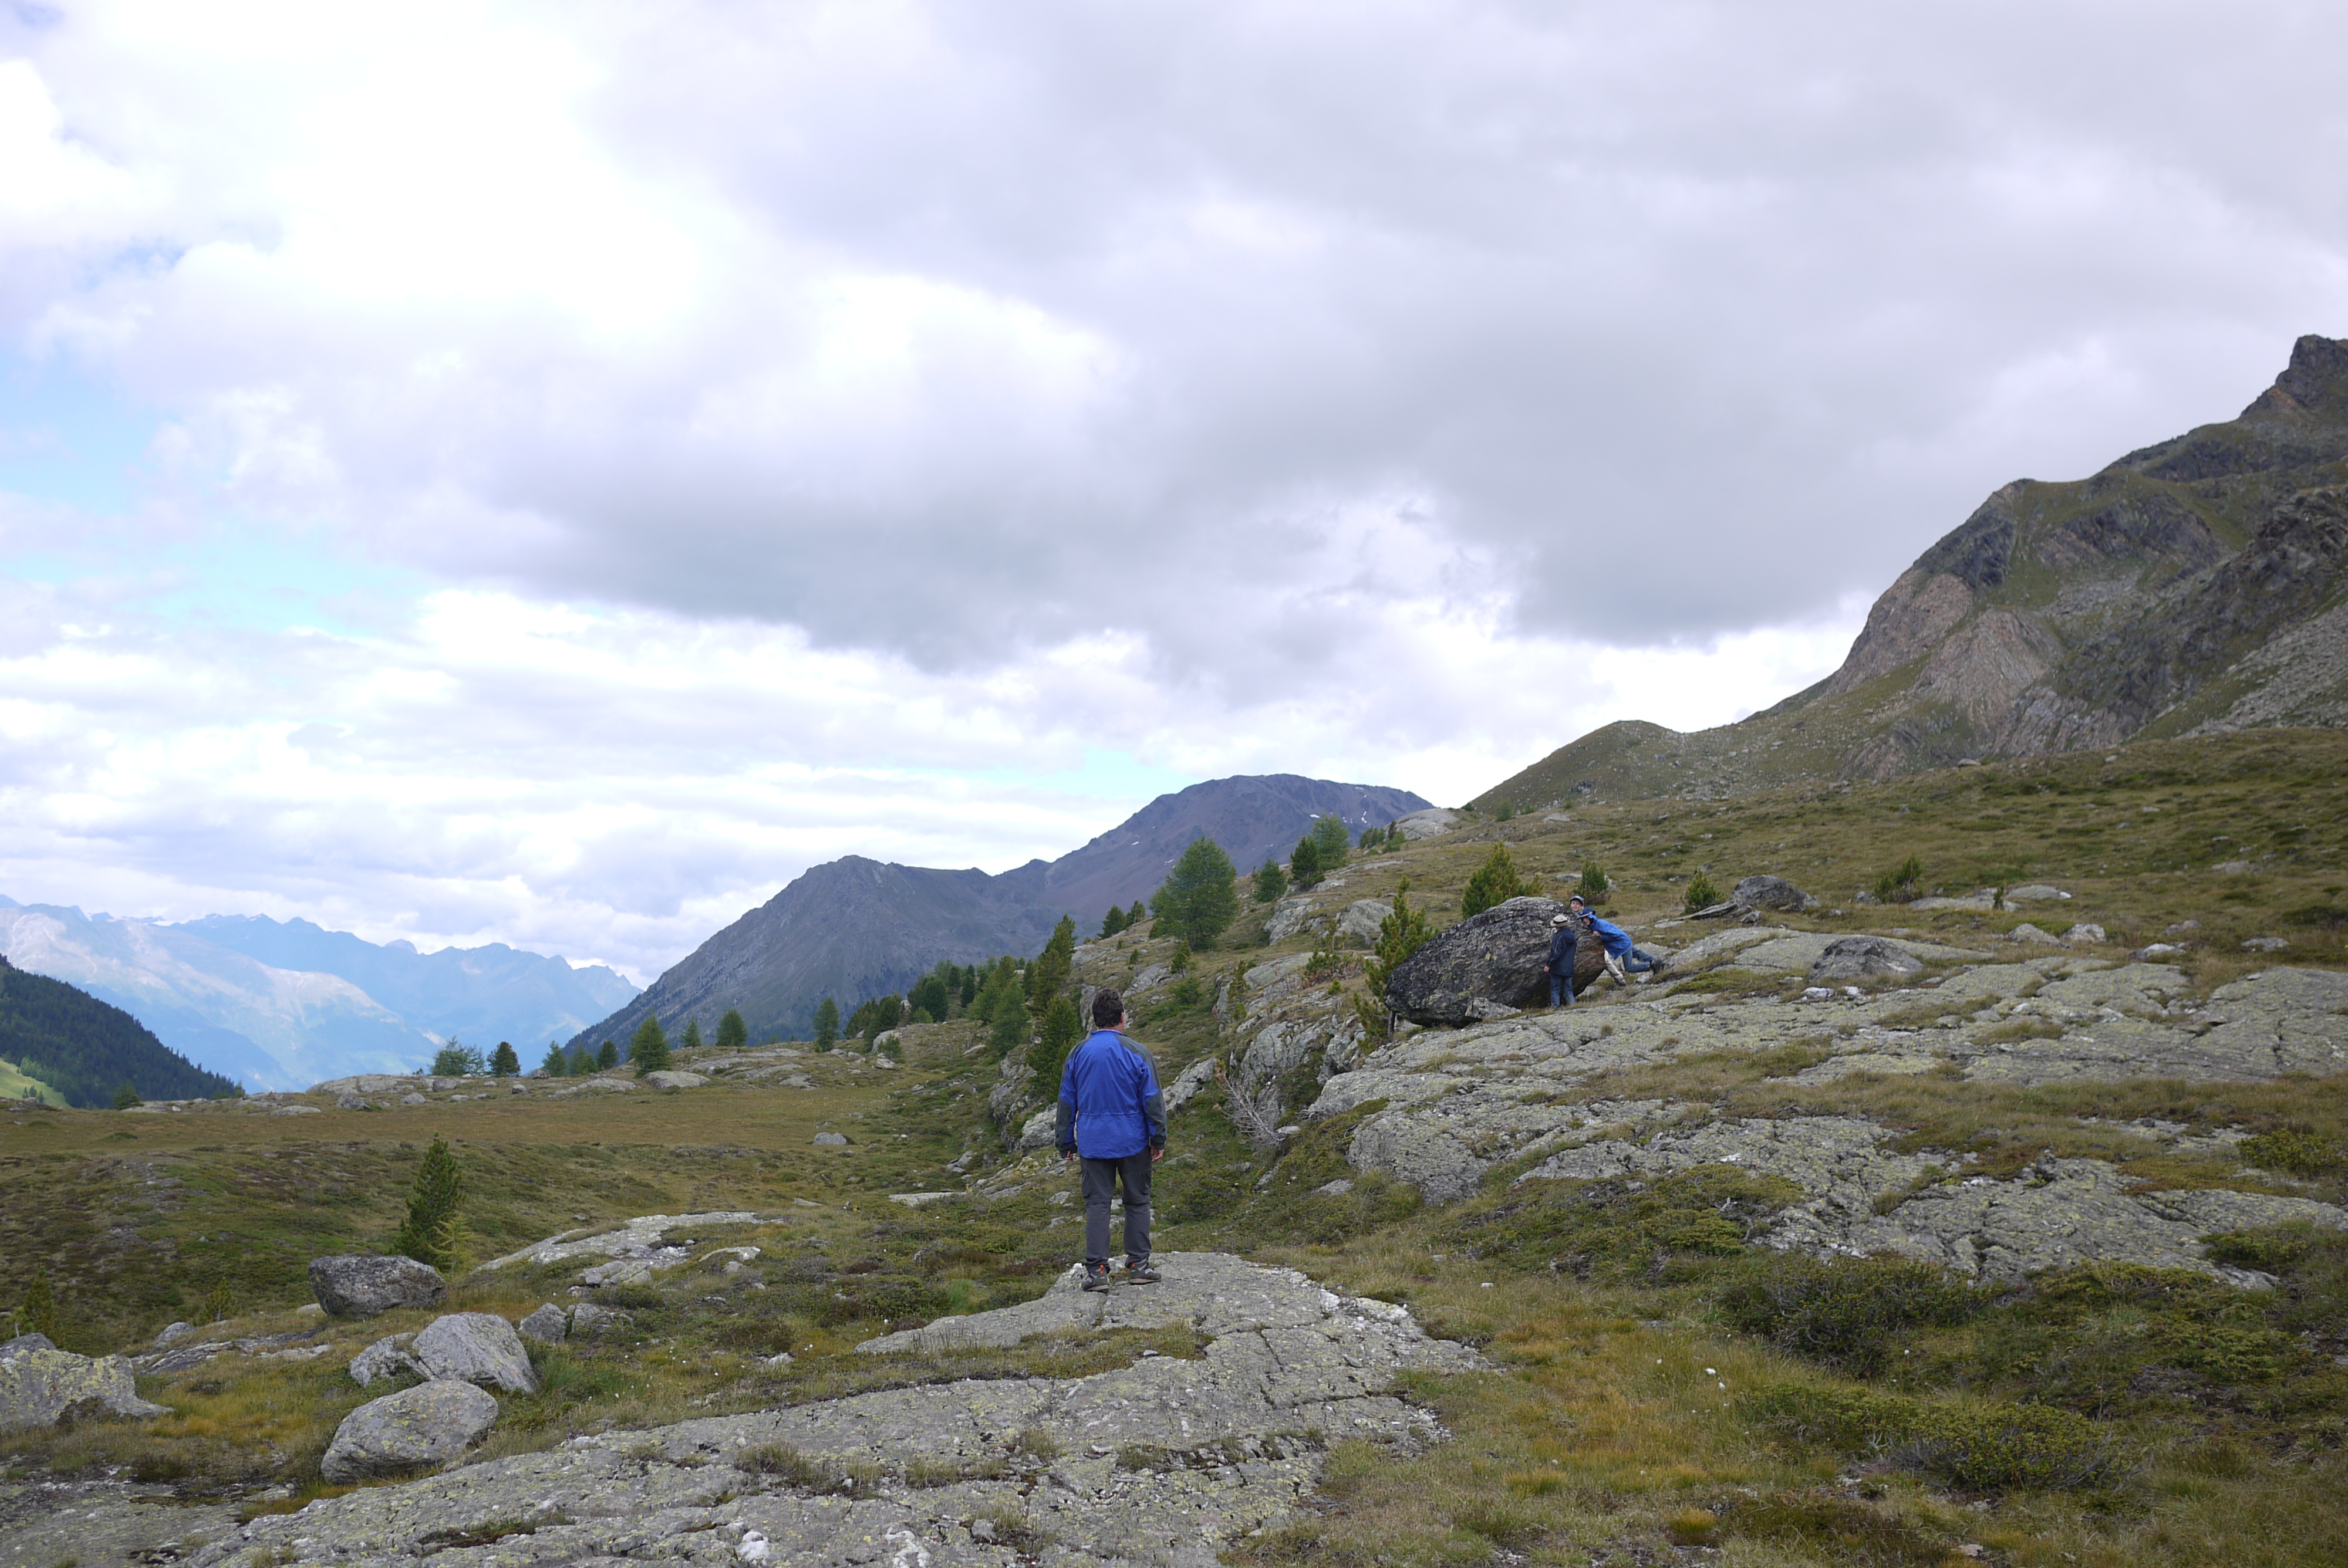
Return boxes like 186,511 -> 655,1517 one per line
1480,333 -> 2348,805
571,773 -> 1432,1052
0,899 -> 638,1091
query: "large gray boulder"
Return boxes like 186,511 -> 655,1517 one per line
411,1312 -> 541,1394
1386,897 -> 1602,1025
1732,874 -> 1814,913
319,1380 -> 499,1481
1808,936 -> 1925,984
308,1255 -> 447,1319
2,1338 -> 169,1433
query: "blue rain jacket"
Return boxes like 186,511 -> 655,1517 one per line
1055,1029 -> 1166,1160
1584,914 -> 1635,957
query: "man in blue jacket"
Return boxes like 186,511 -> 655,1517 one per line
1546,912 -> 1578,1007
1568,894 -> 1666,985
1057,987 -> 1167,1290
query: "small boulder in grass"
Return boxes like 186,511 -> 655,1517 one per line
2064,924 -> 2107,945
411,1312 -> 541,1394
1807,936 -> 1924,985
518,1304 -> 568,1344
349,1333 -> 419,1387
320,1380 -> 498,1482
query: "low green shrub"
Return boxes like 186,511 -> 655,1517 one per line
1873,855 -> 1925,904
1743,1383 -> 2126,1491
1448,1165 -> 1801,1282
1682,872 -> 1722,913
1729,1491 -> 1954,1567
2240,1128 -> 2344,1178
1719,1253 -> 1992,1374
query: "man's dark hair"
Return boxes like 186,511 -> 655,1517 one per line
1091,989 -> 1125,1029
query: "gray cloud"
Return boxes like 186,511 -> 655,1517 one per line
11,0 -> 2342,690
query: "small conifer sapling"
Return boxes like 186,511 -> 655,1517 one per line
392,1134 -> 465,1273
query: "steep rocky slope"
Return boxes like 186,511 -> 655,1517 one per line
573,774 -> 1426,1050
1481,334 -> 2348,805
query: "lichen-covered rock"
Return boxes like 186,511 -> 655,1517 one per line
1807,935 -> 1925,984
349,1333 -> 419,1387
0,1340 -> 169,1432
642,1070 -> 708,1089
569,1303 -> 628,1337
477,1211 -> 766,1272
1732,874 -> 1813,911
1013,1105 -> 1057,1153
1337,900 -> 1393,948
1386,895 -> 1600,1023
1509,1111 -> 2348,1282
308,1253 -> 447,1318
195,1254 -> 1473,1568
411,1313 -> 540,1394
1267,895 -> 1327,944
319,1380 -> 499,1482
517,1305 -> 568,1344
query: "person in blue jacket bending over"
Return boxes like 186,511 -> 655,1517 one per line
1567,894 -> 1668,986
1057,986 -> 1168,1289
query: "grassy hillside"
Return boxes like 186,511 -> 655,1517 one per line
0,958 -> 242,1108
4,727 -> 2345,1566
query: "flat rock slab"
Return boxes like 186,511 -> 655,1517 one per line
1511,1111 -> 2348,1282
0,1479 -> 238,1568
194,1252 -> 1474,1568
1315,957 -> 2348,1280
478,1211 -> 767,1272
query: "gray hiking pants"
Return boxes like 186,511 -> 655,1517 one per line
1081,1152 -> 1153,1266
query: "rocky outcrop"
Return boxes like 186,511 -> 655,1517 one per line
1385,896 -> 1601,1024
319,1380 -> 500,1482
1473,335 -> 2348,803
309,1254 -> 447,1318
478,1211 -> 766,1272
1337,900 -> 1393,948
410,1313 -> 540,1394
1808,936 -> 1926,984
1314,937 -> 2348,1280
1730,875 -> 1813,913
1,1336 -> 169,1432
198,1254 -> 1473,1567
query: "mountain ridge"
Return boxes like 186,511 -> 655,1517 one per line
0,898 -> 639,1091
571,772 -> 1432,1051
1478,333 -> 2348,807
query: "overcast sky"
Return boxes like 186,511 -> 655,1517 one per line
2,1 -> 2343,981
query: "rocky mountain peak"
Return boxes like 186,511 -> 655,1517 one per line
1477,334 -> 2348,806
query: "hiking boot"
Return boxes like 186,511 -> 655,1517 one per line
1125,1259 -> 1162,1283
1081,1263 -> 1112,1292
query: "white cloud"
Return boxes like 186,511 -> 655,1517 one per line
1,0 -> 2343,973
0,561 -> 1860,976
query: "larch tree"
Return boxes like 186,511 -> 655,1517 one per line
629,1015 -> 673,1075
1151,837 -> 1239,948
